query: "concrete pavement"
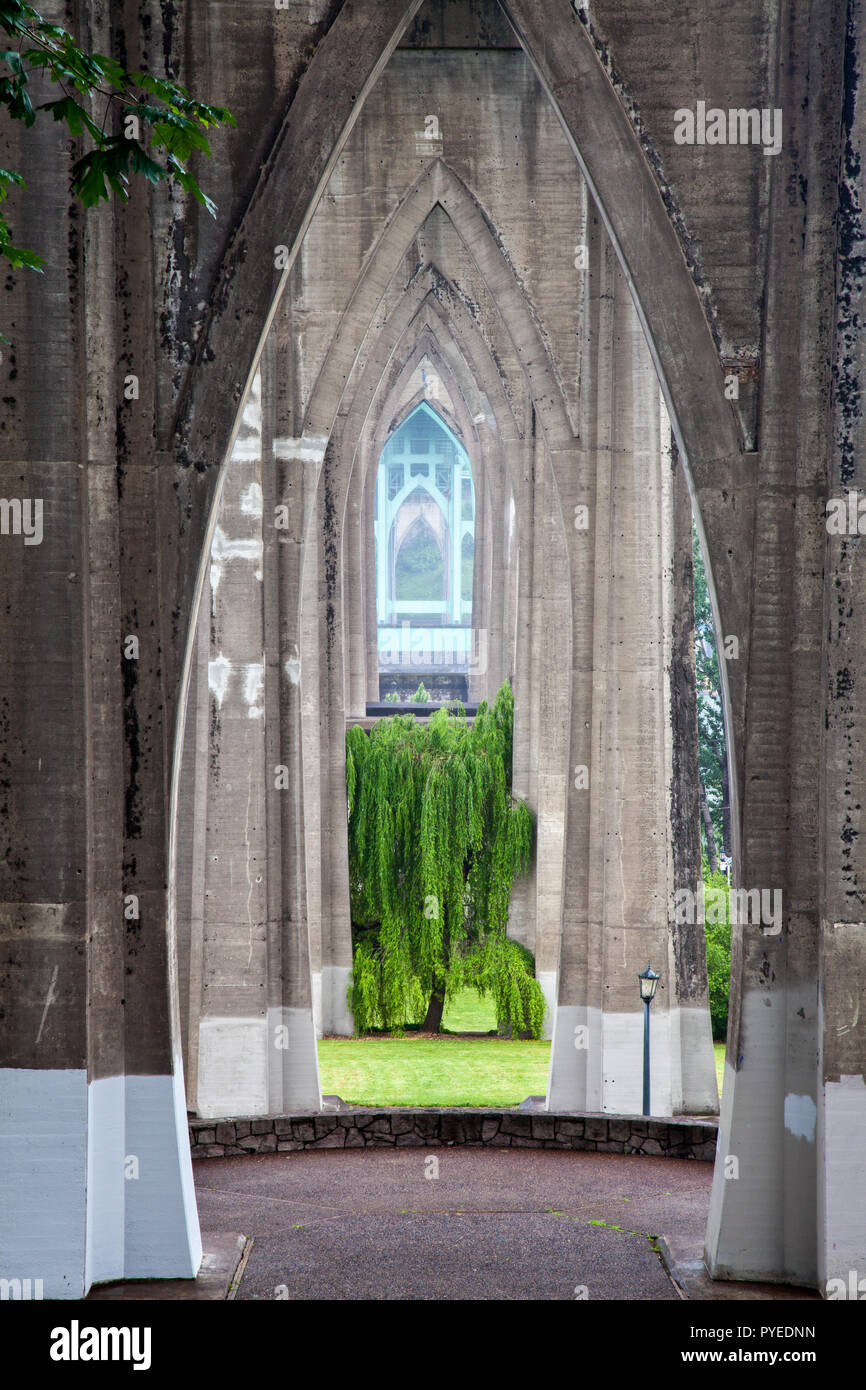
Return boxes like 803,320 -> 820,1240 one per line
194,1147 -> 707,1300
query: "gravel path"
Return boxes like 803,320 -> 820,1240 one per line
194,1147 -> 712,1300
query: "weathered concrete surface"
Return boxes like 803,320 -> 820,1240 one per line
2,0 -> 863,1301
180,31 -> 714,1112
87,1233 -> 249,1302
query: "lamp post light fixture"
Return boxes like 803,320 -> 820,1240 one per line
638,964 -> 660,1117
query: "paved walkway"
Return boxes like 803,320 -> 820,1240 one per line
194,1147 -> 712,1300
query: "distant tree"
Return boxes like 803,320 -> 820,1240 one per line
703,869 -> 731,1040
345,681 -> 544,1036
0,1 -> 234,288
394,522 -> 444,602
693,525 -> 730,866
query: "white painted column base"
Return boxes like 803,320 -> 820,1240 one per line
122,1071 -> 202,1281
676,1004 -> 719,1115
705,985 -> 816,1286
197,1016 -> 269,1118
322,964 -> 354,1036
268,1006 -> 322,1112
196,1010 -> 322,1117
547,1004 -> 592,1111
820,1074 -> 866,1293
601,1008 -> 673,1116
1,1068 -> 88,1299
1,1067 -> 202,1298
547,1003 -> 710,1116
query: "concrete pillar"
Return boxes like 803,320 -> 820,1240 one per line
270,409 -> 322,1105
184,365 -> 319,1115
176,574 -> 210,1109
192,373 -> 272,1118
704,0 -> 838,1288
816,3 -> 866,1294
548,228 -> 716,1114
319,438 -> 358,1036
0,4 -> 201,1294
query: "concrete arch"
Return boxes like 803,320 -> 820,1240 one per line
8,0 -> 858,1304
354,311 -> 512,705
170,2 -> 746,895
385,391 -> 469,449
287,158 -> 580,735
286,151 -> 578,1033
298,167 -> 577,725
166,0 -> 428,1056
301,159 -> 574,453
176,5 -> 716,1100
496,0 -> 747,856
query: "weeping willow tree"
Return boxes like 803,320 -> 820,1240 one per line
345,680 -> 545,1037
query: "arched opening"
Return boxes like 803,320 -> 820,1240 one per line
394,514 -> 445,603
171,0 -> 728,1132
375,401 -> 476,701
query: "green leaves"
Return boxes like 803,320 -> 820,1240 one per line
0,221 -> 43,269
70,137 -> 165,207
693,525 -> 728,861
0,166 -> 25,197
0,7 -> 236,275
0,47 -> 36,124
703,869 -> 731,1040
346,681 -> 543,1038
0,5 -> 37,40
39,96 -> 104,141
130,69 -> 235,129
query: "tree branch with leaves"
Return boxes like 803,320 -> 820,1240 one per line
0,0 -> 234,281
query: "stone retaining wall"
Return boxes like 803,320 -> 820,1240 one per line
190,1110 -> 719,1160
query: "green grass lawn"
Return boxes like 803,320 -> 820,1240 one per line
318,1034 -> 551,1107
318,988 -> 728,1110
441,987 -> 498,1033
318,986 -> 549,1106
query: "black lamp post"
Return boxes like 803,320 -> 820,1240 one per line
638,964 -> 660,1116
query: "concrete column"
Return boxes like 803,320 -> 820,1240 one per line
365,448 -> 381,701
817,3 -> 866,1293
300,472 -> 325,1035
1,5 -> 200,1295
192,373 -> 272,1119
704,0 -> 837,1288
506,425 -> 538,962
270,412 -> 321,1107
549,226 -> 716,1113
176,577 -> 210,1109
343,437 -> 368,719
548,199 -> 607,1109
468,437 -> 491,703
318,440 -> 355,1035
